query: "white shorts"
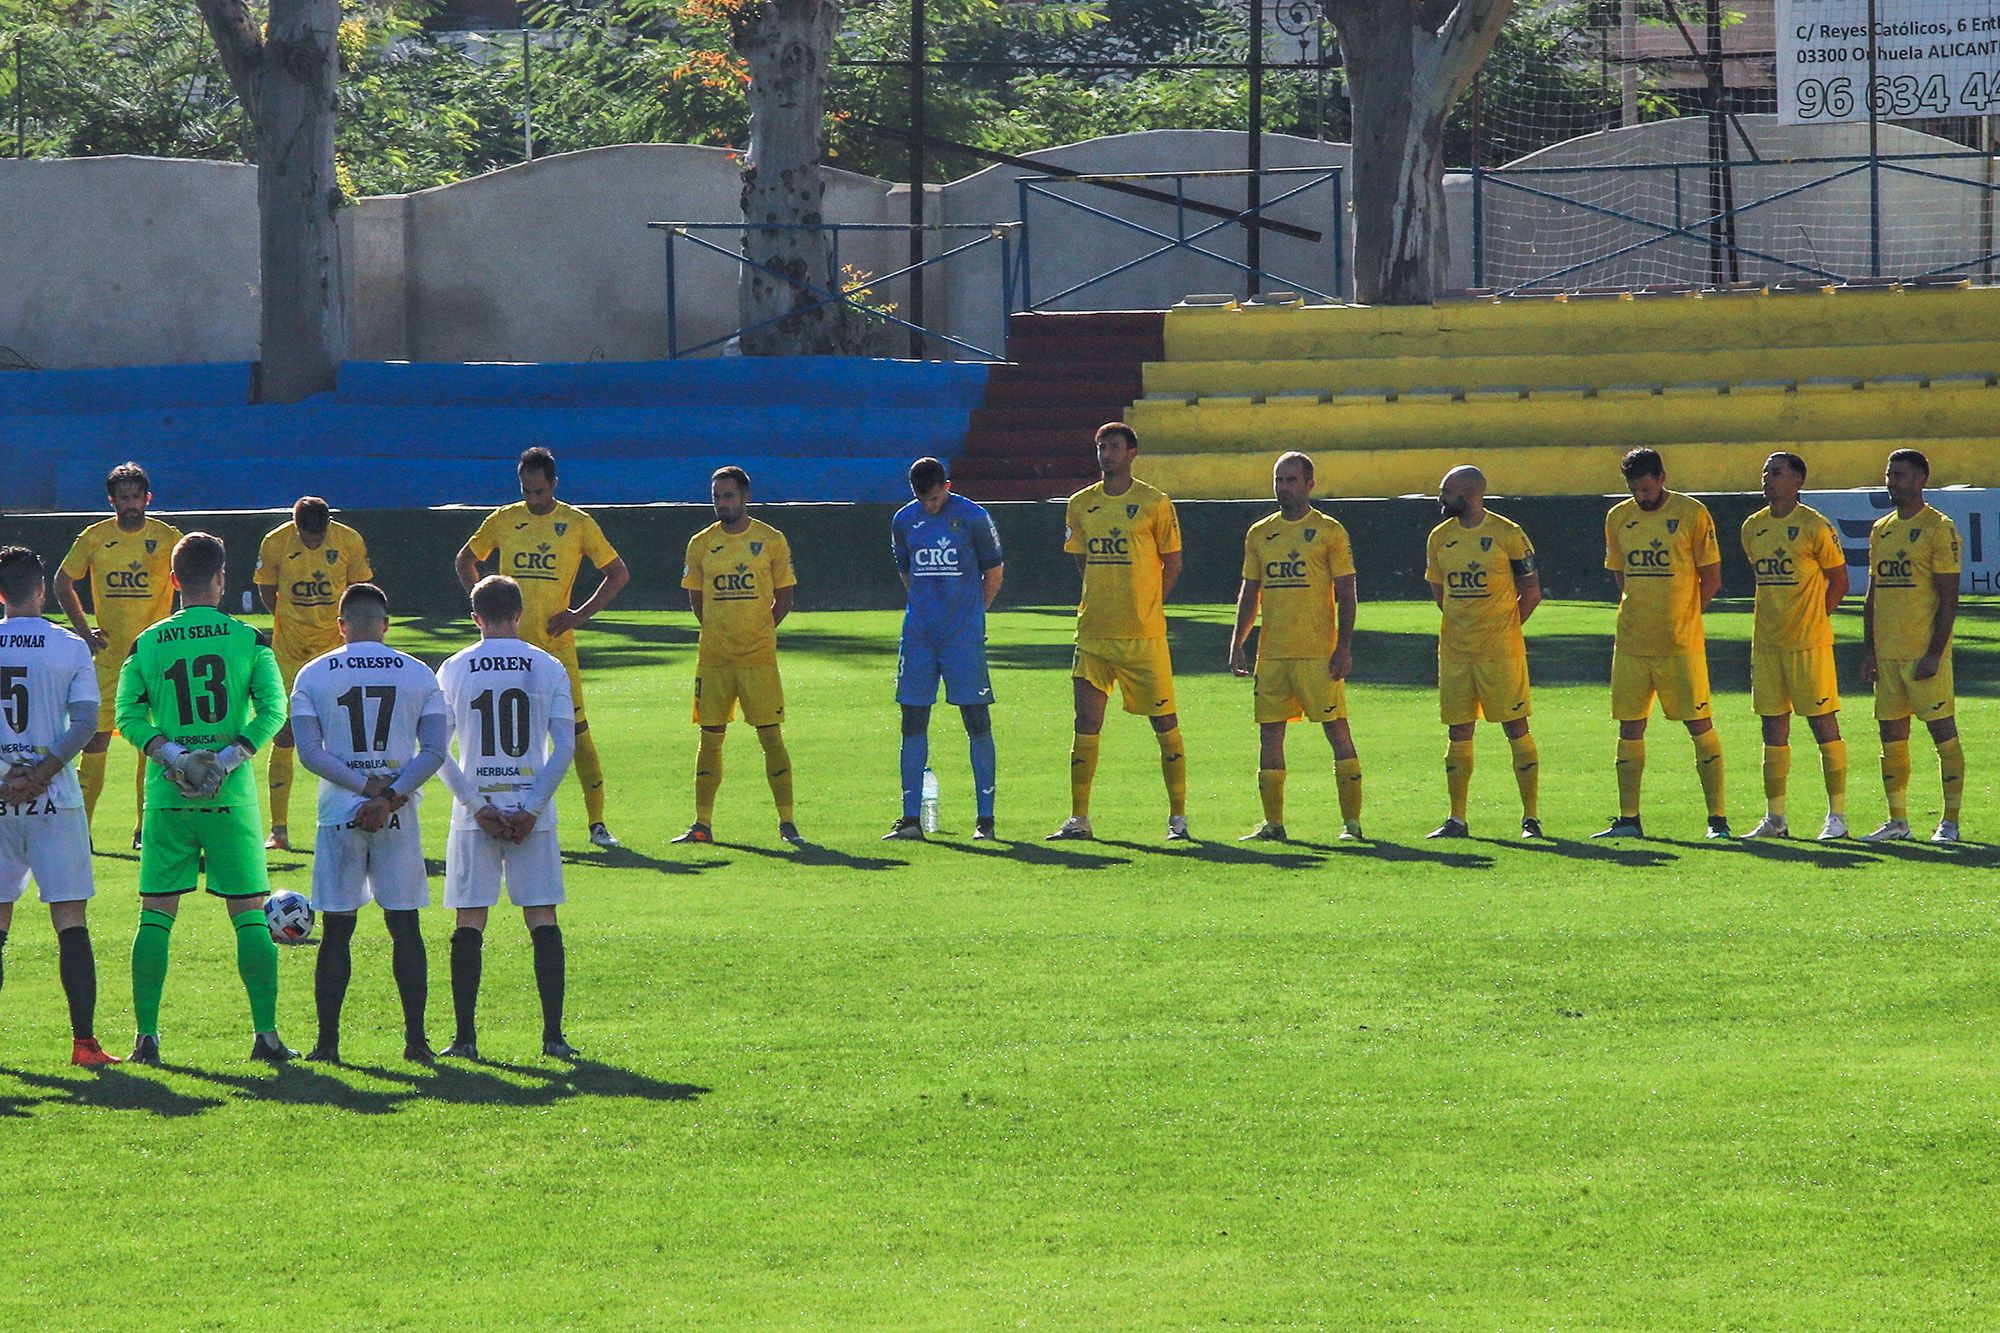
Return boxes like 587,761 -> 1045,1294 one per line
0,802 -> 95,905
310,811 -> 430,913
444,828 -> 564,910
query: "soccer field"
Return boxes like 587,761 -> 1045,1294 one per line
4,599 -> 1997,1326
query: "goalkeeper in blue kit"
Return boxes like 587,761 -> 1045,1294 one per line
115,533 -> 296,1064
883,458 -> 1005,840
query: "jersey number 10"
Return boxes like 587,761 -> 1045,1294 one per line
470,688 -> 531,758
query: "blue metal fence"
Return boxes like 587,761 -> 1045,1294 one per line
1015,166 -> 1346,308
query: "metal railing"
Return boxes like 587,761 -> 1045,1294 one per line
649,221 -> 1021,360
1472,150 -> 2000,294
1015,166 -> 1345,309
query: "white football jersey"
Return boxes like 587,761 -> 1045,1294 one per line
0,617 -> 97,811
437,637 -> 573,832
290,644 -> 449,827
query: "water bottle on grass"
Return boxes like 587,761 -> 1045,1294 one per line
920,767 -> 940,833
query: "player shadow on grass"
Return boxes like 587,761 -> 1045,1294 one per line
1843,839 -> 2000,869
1497,837 -> 1678,869
0,1065 -> 226,1118
1096,837 -> 1330,872
1313,839 -> 1495,871
716,839 -> 910,871
159,1057 -> 707,1114
935,838 -> 1133,870
561,846 -> 726,875
1691,837 -> 1882,871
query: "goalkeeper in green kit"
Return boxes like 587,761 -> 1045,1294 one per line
115,533 -> 297,1064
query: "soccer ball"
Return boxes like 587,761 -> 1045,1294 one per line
266,891 -> 315,945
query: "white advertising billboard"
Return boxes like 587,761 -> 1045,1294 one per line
1778,0 -> 2000,124
1807,487 -> 2000,593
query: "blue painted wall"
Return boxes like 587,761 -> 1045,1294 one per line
0,359 -> 990,511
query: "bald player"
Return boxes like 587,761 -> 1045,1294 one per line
1423,466 -> 1544,838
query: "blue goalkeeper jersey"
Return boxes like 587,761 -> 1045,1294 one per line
891,494 -> 1003,637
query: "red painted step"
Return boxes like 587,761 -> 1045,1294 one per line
953,312 -> 1164,501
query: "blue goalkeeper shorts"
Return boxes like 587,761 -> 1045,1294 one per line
896,625 -> 995,708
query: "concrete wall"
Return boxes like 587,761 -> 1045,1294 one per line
0,156 -> 260,370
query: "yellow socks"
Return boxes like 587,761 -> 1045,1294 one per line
758,726 -> 794,822
1069,733 -> 1100,818
1258,769 -> 1285,826
1881,739 -> 1912,820
268,742 -> 294,831
1508,734 -> 1539,821
80,749 -> 107,822
1155,727 -> 1187,818
1762,743 -> 1790,817
693,729 -> 724,825
1938,736 -> 1966,821
1445,739 -> 1474,823
1819,738 -> 1847,815
574,729 -> 608,826
1335,756 -> 1363,824
132,750 -> 146,826
1615,739 -> 1645,817
1693,729 -> 1725,818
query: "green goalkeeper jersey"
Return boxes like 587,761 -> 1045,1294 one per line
116,605 -> 287,810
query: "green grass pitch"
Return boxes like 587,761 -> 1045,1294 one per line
3,598 -> 1998,1326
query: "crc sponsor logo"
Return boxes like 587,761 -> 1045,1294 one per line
1446,568 -> 1489,592
104,566 -> 151,591
1627,539 -> 1673,570
713,563 -> 757,592
1877,552 -> 1914,581
513,545 -> 558,573
1265,553 -> 1309,581
290,575 -> 335,601
913,538 -> 961,573
1753,554 -> 1795,580
1088,528 -> 1130,557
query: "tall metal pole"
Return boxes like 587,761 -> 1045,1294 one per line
1620,0 -> 1639,127
522,29 -> 534,162
908,0 -> 927,358
14,35 -> 24,158
1246,0 -> 1264,297
1866,0 -> 1882,277
1703,0 -> 1731,285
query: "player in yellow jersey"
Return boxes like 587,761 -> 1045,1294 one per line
1739,453 -> 1850,842
1596,448 -> 1730,840
54,462 -> 183,851
1228,452 -> 1361,842
254,497 -> 374,851
672,467 -> 801,846
1049,423 -> 1189,842
1424,465 -> 1544,840
1860,449 -> 1964,843
456,448 -> 631,850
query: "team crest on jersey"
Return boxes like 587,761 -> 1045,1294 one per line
1303,528 -> 1316,542
751,541 -> 764,556
1126,504 -> 1140,519
1480,537 -> 1493,551
556,523 -> 568,536
1788,526 -> 1800,540
326,550 -> 339,565
144,540 -> 158,554
1666,518 -> 1680,533
1910,527 -> 1922,540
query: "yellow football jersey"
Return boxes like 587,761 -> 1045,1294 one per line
1740,503 -> 1844,654
1426,511 -> 1536,658
681,519 -> 796,667
255,519 -> 374,665
1240,508 -> 1354,661
58,516 -> 182,646
467,501 -> 620,651
1868,504 -> 1960,659
1064,479 -> 1182,641
1604,491 -> 1720,656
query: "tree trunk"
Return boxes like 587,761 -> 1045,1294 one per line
732,0 -> 841,357
197,0 -> 345,402
1329,0 -> 1513,305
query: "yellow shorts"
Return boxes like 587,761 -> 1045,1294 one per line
1873,654 -> 1955,722
1611,649 -> 1712,723
545,638 -> 588,724
1074,638 -> 1177,717
694,661 -> 785,728
1254,657 -> 1347,725
1751,647 -> 1838,718
91,647 -> 123,733
1438,650 -> 1532,727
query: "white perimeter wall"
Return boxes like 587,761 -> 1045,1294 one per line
0,120 -> 1987,368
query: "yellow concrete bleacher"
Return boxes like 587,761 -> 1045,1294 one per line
1126,283 -> 2000,498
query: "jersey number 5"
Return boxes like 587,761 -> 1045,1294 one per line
0,666 -> 25,731
164,655 -> 228,725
